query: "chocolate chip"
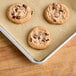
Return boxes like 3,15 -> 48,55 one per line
46,39 -> 49,41
59,10 -> 63,12
42,39 -> 45,42
12,13 -> 14,15
42,38 -> 46,42
12,16 -> 16,19
15,8 -> 18,12
52,3 -> 56,10
45,33 -> 49,36
38,37 -> 40,39
33,36 -> 36,39
16,16 -> 20,19
30,38 -> 32,42
31,11 -> 33,15
33,34 -> 37,39
53,19 -> 56,22
52,6 -> 55,10
23,4 -> 27,8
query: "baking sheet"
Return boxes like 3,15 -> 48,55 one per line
0,0 -> 76,61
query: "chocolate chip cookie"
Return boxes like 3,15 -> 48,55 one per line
28,26 -> 51,50
44,3 -> 69,25
7,3 -> 33,24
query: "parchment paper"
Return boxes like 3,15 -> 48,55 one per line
0,0 -> 76,61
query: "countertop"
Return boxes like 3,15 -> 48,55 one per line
0,32 -> 76,76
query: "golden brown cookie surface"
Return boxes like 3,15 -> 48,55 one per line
44,3 -> 69,25
28,26 -> 51,50
7,3 -> 33,24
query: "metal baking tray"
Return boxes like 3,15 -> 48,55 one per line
0,0 -> 76,64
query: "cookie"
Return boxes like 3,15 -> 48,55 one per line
44,3 -> 69,25
28,26 -> 51,50
7,3 -> 33,24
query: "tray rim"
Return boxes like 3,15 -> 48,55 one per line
0,25 -> 76,64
